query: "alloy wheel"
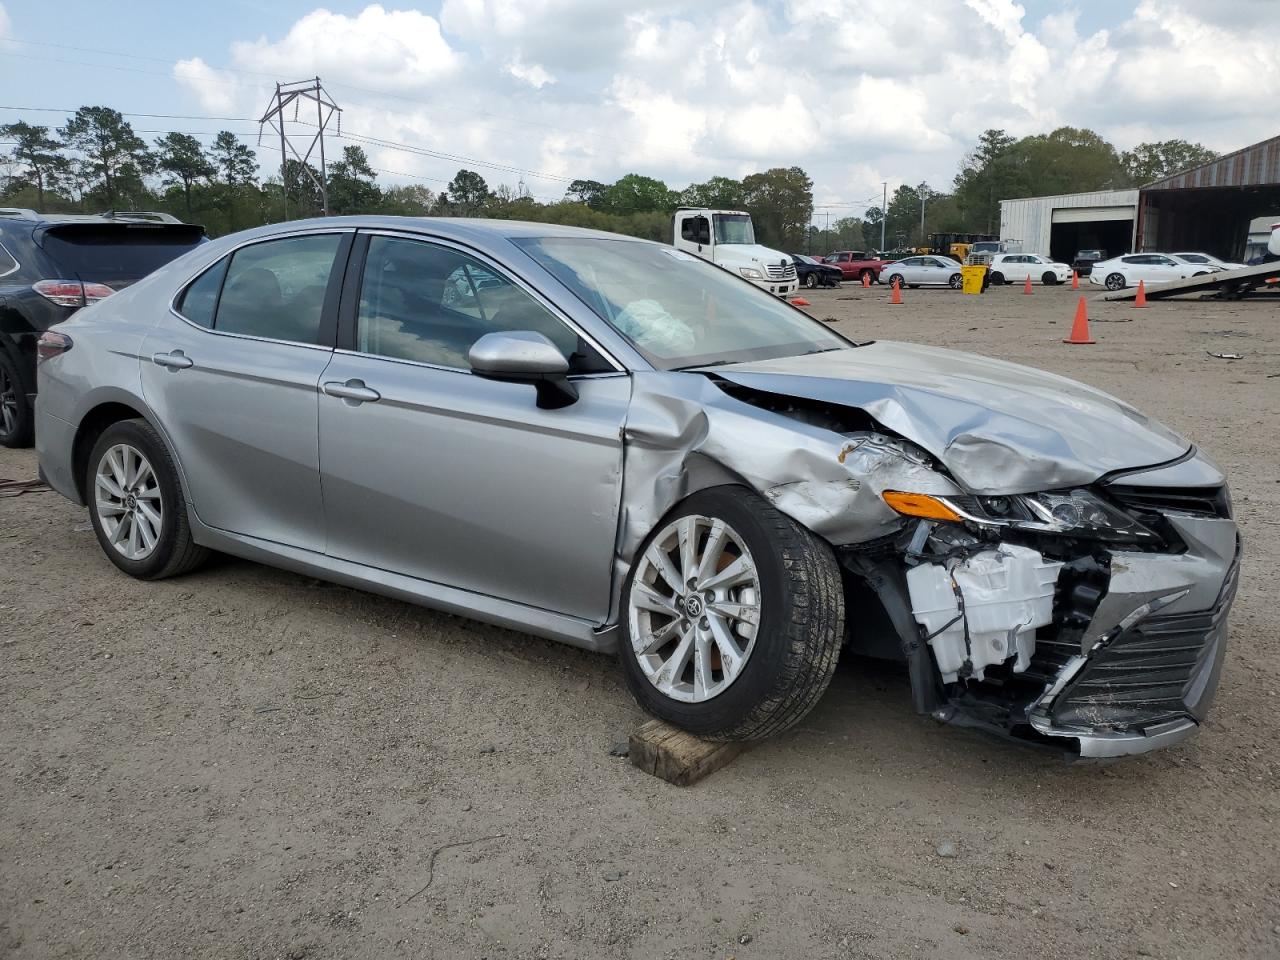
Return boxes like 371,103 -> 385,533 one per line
628,514 -> 761,703
1105,272 -> 1126,291
94,443 -> 164,562
0,364 -> 16,439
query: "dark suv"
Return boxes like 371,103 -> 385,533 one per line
1071,248 -> 1108,277
0,209 -> 205,446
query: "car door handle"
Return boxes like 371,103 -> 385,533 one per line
152,351 -> 193,370
323,379 -> 381,404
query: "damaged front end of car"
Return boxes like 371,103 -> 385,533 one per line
613,348 -> 1240,758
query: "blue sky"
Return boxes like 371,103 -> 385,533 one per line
1,0 -> 1275,216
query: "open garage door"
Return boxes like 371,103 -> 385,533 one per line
1049,219 -> 1134,263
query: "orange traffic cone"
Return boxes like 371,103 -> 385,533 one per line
789,296 -> 810,307
890,276 -> 903,304
1133,280 -> 1147,308
862,273 -> 870,288
1063,297 -> 1095,344
1024,274 -> 1033,294
1071,270 -> 1079,290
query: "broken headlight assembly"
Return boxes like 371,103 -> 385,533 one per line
883,487 -> 1163,545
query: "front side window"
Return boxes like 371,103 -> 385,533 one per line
516,237 -> 849,370
215,234 -> 341,344
356,235 -> 605,372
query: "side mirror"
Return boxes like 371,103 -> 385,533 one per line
468,330 -> 578,409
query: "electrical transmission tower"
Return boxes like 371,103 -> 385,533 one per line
258,78 -> 341,219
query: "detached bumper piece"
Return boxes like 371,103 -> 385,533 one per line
1029,544 -> 1240,758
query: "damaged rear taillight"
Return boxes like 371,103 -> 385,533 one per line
36,331 -> 73,362
32,280 -> 116,308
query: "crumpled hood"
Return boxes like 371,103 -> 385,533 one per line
710,340 -> 1190,494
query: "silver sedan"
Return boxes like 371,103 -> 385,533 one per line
35,218 -> 1239,757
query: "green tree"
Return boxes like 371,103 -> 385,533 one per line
0,121 -> 68,209
58,106 -> 154,208
210,131 -> 258,187
327,145 -> 382,214
679,176 -> 744,209
564,179 -> 608,209
599,174 -> 677,215
1120,139 -> 1219,185
740,166 -> 813,250
863,205 -> 886,250
380,183 -> 436,217
952,128 -> 1018,233
208,132 -> 259,230
446,169 -> 490,216
154,132 -> 215,219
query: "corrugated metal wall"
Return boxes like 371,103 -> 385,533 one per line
1145,135 -> 1280,190
1000,190 -> 1138,253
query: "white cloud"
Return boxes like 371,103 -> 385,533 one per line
0,4 -> 11,40
505,54 -> 555,89
171,1 -> 1278,217
231,5 -> 459,92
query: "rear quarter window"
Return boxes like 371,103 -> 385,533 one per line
0,241 -> 18,277
176,259 -> 229,329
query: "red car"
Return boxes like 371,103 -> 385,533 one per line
822,250 -> 890,284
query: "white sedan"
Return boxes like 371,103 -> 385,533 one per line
987,253 -> 1072,285
1171,252 -> 1246,272
1087,253 -> 1212,291
880,255 -> 964,289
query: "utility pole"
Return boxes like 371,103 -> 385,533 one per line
880,181 -> 887,252
259,77 -> 341,220
918,181 -> 929,247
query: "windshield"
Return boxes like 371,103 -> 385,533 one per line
515,237 -> 849,370
713,214 -> 755,245
40,224 -> 205,284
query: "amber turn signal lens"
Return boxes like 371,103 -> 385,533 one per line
881,490 -> 963,522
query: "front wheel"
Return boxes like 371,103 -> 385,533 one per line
948,272 -> 963,289
87,418 -> 209,580
1104,272 -> 1127,291
619,487 -> 844,741
1042,272 -> 1057,286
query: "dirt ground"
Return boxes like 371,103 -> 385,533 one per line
2,282 -> 1278,960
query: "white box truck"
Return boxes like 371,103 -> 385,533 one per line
671,208 -> 798,296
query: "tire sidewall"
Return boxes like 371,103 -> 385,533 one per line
618,487 -> 809,736
87,419 -> 186,579
1106,272 -> 1125,290
990,271 -> 1004,285
0,349 -> 33,448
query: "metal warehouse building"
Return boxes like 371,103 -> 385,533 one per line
999,189 -> 1137,263
1000,133 -> 1280,263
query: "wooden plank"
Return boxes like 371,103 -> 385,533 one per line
628,719 -> 748,787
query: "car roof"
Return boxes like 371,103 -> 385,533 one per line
218,215 -> 646,247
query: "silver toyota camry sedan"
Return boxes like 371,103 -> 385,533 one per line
35,218 -> 1240,757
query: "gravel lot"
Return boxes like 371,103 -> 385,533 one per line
2,282 -> 1278,960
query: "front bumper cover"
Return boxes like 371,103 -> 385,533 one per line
1027,538 -> 1240,758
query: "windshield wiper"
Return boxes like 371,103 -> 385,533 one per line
671,359 -> 740,371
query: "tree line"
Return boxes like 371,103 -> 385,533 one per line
1,105 -> 1218,253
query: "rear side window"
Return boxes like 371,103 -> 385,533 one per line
40,225 -> 205,284
176,260 -> 227,329
215,235 -> 341,344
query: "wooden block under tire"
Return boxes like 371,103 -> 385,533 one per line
628,719 -> 748,786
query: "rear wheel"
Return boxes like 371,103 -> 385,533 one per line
859,269 -> 874,285
948,272 -> 963,289
87,418 -> 209,580
0,351 -> 33,448
805,272 -> 819,289
619,487 -> 844,741
989,271 -> 1005,285
1105,272 -> 1127,291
